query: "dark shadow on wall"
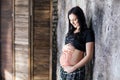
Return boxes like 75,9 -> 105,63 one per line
85,3 -> 105,79
90,18 -> 95,80
85,18 -> 95,80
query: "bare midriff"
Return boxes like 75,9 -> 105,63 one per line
60,49 -> 84,67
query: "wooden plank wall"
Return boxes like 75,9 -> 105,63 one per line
1,0 -> 52,80
14,0 -> 30,80
0,0 -> 13,80
32,0 -> 51,80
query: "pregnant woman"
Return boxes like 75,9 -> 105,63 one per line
60,6 -> 95,80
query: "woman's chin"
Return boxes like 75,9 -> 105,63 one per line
73,26 -> 77,28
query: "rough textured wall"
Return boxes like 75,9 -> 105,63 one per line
92,0 -> 120,80
57,0 -> 120,80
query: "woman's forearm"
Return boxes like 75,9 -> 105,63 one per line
73,42 -> 94,70
73,54 -> 92,70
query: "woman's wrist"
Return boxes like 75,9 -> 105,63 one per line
72,65 -> 77,70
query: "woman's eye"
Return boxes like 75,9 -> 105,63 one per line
75,19 -> 78,21
70,20 -> 73,23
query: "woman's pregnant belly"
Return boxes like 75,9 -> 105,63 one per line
60,49 -> 84,66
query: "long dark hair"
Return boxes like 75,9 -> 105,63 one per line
67,6 -> 88,35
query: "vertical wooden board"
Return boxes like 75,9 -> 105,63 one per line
32,0 -> 51,80
14,0 -> 29,80
0,0 -> 13,80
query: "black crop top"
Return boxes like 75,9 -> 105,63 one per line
65,29 -> 95,52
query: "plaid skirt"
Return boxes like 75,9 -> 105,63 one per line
60,66 -> 85,80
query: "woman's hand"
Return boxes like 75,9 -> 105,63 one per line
62,43 -> 75,54
63,66 -> 76,73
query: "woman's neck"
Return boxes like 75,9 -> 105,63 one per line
74,27 -> 80,33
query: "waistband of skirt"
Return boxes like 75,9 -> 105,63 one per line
60,66 -> 85,73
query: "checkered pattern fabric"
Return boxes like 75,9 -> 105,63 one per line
60,67 -> 85,80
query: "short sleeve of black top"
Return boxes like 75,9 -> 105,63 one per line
65,29 -> 95,52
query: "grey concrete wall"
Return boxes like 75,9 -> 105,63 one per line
92,0 -> 120,80
57,0 -> 120,80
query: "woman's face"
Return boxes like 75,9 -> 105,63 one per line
69,13 -> 80,29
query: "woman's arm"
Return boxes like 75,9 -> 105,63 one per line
73,42 -> 94,68
64,42 -> 94,73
